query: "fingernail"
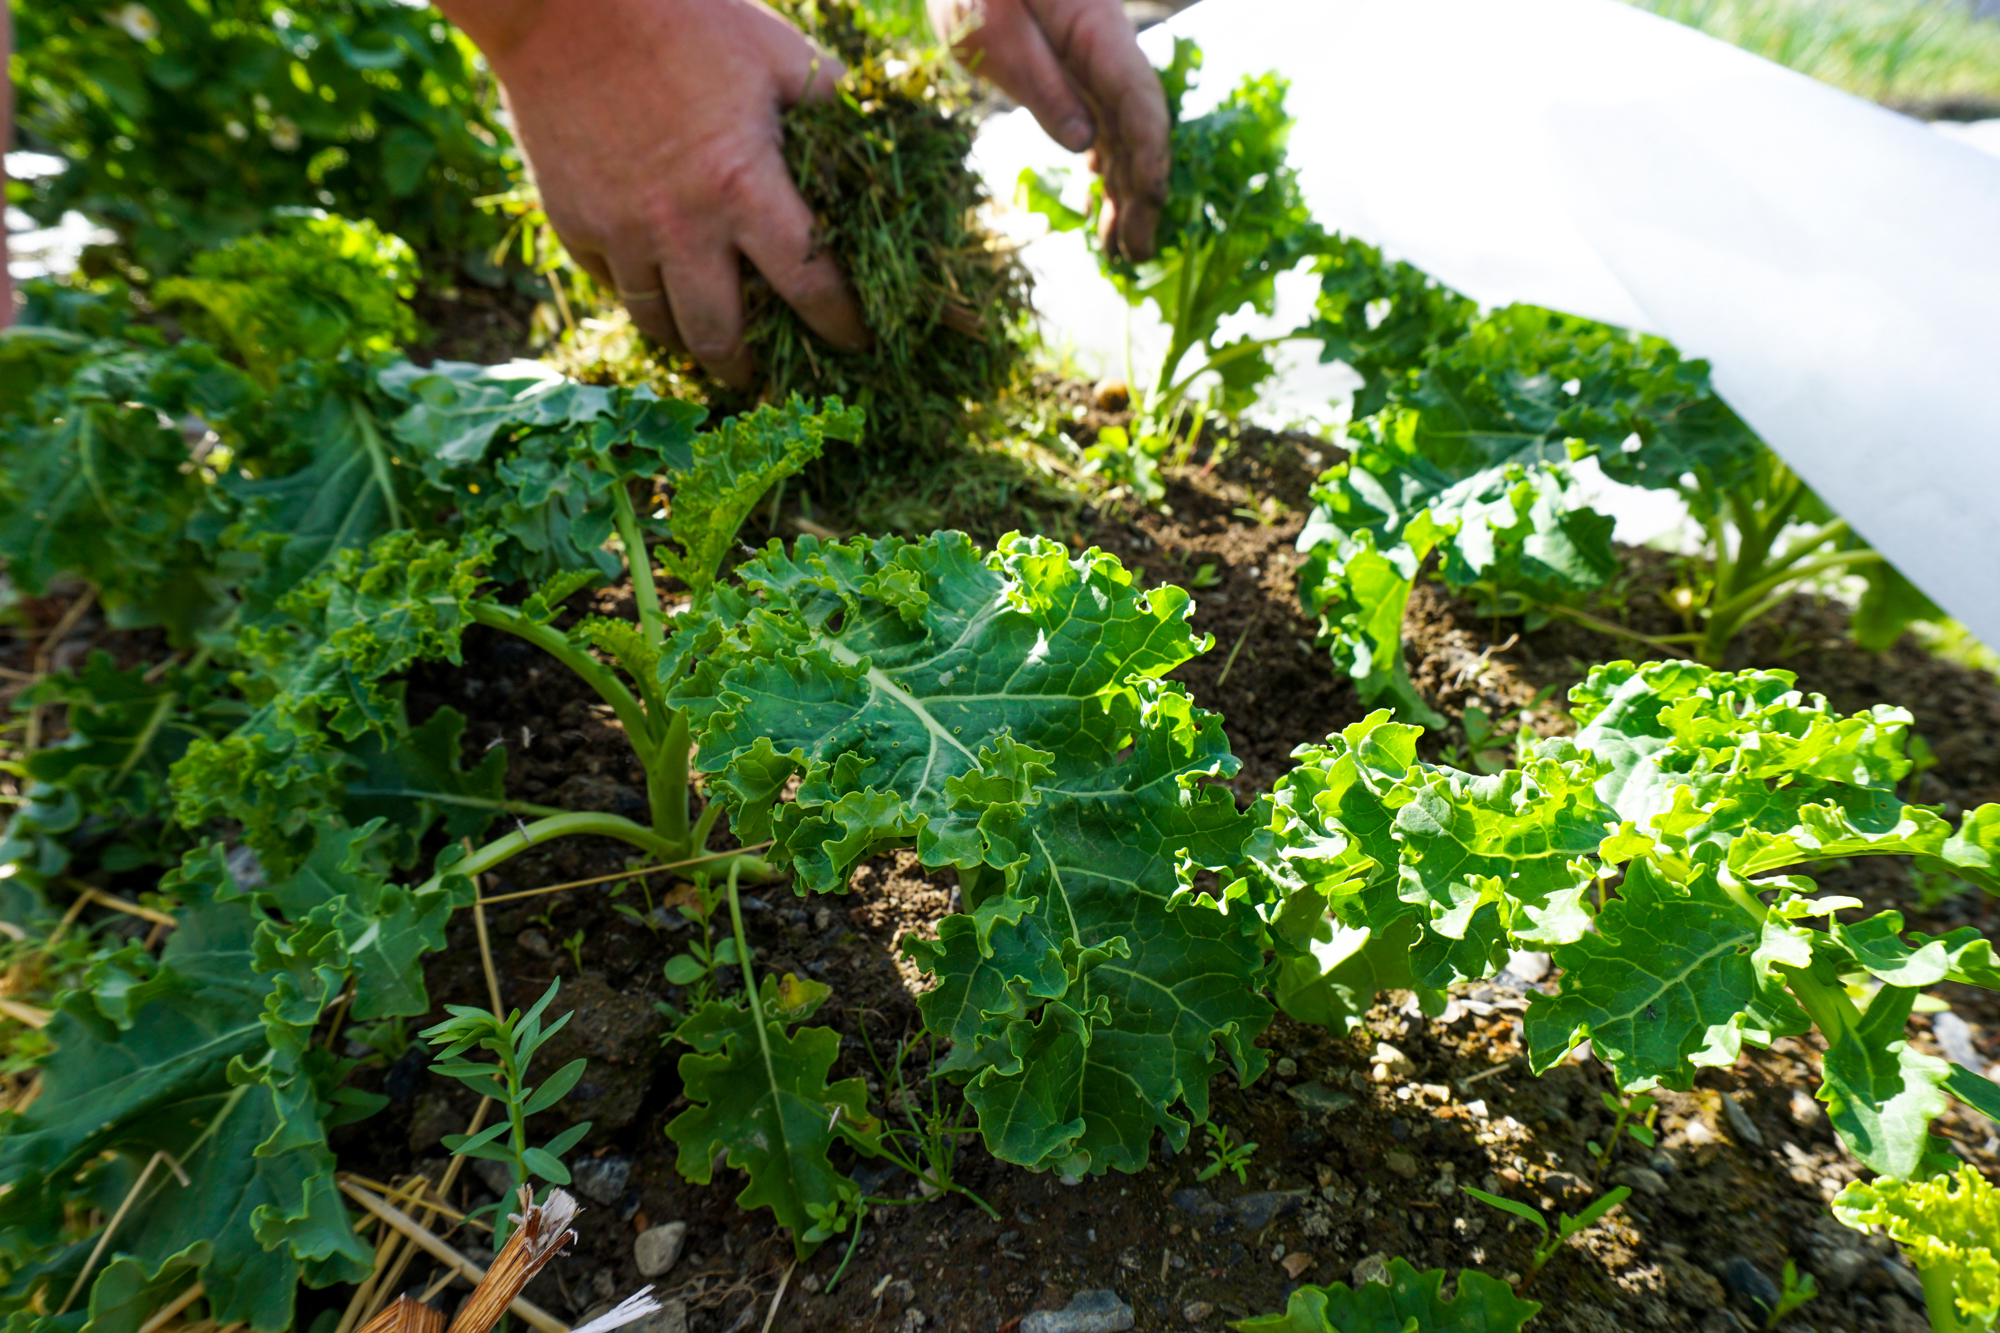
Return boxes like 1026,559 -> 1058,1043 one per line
1057,115 -> 1095,152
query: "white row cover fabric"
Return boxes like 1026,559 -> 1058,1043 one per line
972,0 -> 2000,648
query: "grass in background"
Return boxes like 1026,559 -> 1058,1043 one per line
1628,0 -> 2000,112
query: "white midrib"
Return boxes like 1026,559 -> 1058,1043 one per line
819,635 -> 1083,944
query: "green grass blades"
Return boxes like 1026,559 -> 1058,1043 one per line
1834,1166 -> 1999,1333
1628,0 -> 2000,112
667,973 -> 881,1258
674,530 -> 1269,1178
732,0 -> 1027,460
1230,1256 -> 1540,1332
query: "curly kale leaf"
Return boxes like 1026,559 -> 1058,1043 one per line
655,398 -> 862,596
153,214 -> 420,384
1255,660 -> 2000,1177
677,531 -> 1267,1176
1834,1166 -> 2000,1327
666,974 -> 879,1257
1241,712 -> 1611,1012
0,337 -> 250,641
0,886 -> 372,1331
1296,303 -> 1766,719
380,357 -> 704,580
1309,235 -> 1479,419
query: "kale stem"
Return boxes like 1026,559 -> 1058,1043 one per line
426,812 -> 683,896
470,603 -> 656,770
689,792 -> 725,853
1779,966 -> 1861,1045
722,862 -> 781,1118
653,707 -> 691,848
1919,1258 -> 1973,1333
611,481 -> 664,645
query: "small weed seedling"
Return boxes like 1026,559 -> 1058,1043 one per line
421,979 -> 592,1242
1196,1121 -> 1259,1185
1586,1088 -> 1659,1186
1462,1184 -> 1633,1286
813,1022 -> 1001,1293
658,872 -> 738,1021
1767,1259 -> 1820,1328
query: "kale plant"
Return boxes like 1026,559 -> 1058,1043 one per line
1239,660 -> 2000,1188
1024,40 -> 1328,496
13,0 -> 515,275
1296,250 -> 1940,721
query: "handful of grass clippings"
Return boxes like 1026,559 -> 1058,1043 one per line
742,0 -> 1030,461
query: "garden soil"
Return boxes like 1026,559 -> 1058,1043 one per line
11,412 -> 1997,1333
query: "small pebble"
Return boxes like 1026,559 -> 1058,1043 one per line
1171,1188 -> 1231,1218
1787,1089 -> 1821,1127
1181,1301 -> 1214,1324
1352,1253 -> 1391,1286
1286,1081 -> 1356,1115
1385,1150 -> 1418,1179
1684,1118 -> 1717,1147
516,929 -> 553,958
1232,1190 -> 1308,1228
1274,1056 -> 1299,1078
1932,1010 -> 1982,1068
1020,1289 -> 1135,1333
1372,1042 -> 1415,1075
1616,1166 -> 1668,1197
572,1155 -> 633,1206
629,1300 -> 688,1333
1717,1256 -> 1780,1318
1541,1171 -> 1586,1197
1505,949 -> 1552,983
1820,1247 -> 1871,1292
1281,1251 -> 1313,1279
1719,1092 -> 1764,1147
634,1221 -> 687,1278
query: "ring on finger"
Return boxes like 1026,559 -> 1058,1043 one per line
619,287 -> 666,302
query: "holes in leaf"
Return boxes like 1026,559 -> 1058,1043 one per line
823,608 -> 845,635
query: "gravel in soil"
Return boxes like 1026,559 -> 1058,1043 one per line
308,432 -> 2000,1333
10,420 -> 1996,1333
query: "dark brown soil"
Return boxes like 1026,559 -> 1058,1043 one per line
300,429 -> 2000,1333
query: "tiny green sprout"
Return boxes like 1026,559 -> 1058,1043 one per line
1463,1184 -> 1632,1287
1196,1121 -> 1259,1185
1766,1259 -> 1819,1328
1192,562 -> 1223,589
561,929 -> 586,972
1587,1088 -> 1659,1186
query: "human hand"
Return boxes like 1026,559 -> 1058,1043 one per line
929,0 -> 1167,261
445,0 -> 869,389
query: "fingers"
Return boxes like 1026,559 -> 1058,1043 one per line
759,6 -> 846,107
659,240 -> 754,391
1024,0 -> 1169,259
934,0 -> 1096,152
734,154 -> 871,355
606,244 -> 684,353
